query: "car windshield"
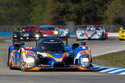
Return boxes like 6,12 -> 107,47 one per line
87,27 -> 96,31
97,26 -> 104,30
40,27 -> 55,31
36,40 -> 65,53
25,26 -> 36,29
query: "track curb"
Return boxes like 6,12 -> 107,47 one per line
93,64 -> 125,75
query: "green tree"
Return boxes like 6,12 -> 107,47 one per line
43,0 -> 111,25
29,0 -> 47,25
104,0 -> 125,25
0,0 -> 31,25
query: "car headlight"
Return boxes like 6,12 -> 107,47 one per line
98,32 -> 101,35
80,56 -> 89,68
22,30 -> 25,32
26,56 -> 35,67
78,32 -> 82,36
14,34 -> 17,37
64,31 -> 68,34
35,34 -> 40,38
27,57 -> 35,64
23,33 -> 29,37
54,31 -> 58,35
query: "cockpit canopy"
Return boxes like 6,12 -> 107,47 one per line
36,38 -> 65,53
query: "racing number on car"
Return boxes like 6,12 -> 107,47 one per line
80,51 -> 87,55
27,51 -> 35,55
24,47 -> 33,50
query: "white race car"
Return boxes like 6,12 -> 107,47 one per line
76,25 -> 108,40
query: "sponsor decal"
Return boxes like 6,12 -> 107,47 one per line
27,51 -> 35,55
24,47 -> 33,50
79,51 -> 87,55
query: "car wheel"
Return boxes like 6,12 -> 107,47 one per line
8,53 -> 14,70
76,39 -> 79,41
20,55 -> 26,71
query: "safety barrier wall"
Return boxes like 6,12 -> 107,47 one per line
0,32 -> 119,37
0,25 -> 122,33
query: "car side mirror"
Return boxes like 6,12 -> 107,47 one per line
72,43 -> 79,49
81,42 -> 86,46
69,51 -> 75,56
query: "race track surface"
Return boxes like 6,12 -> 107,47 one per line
0,37 -> 125,83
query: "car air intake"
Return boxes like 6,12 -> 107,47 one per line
75,59 -> 78,65
54,63 -> 64,67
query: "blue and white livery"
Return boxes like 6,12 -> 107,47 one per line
7,38 -> 92,71
76,25 -> 108,40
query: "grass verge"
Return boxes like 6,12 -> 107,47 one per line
93,50 -> 125,68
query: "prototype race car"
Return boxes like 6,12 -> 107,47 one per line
13,30 -> 42,42
13,26 -> 42,42
119,27 -> 125,40
76,25 -> 108,40
18,25 -> 38,31
7,38 -> 92,71
38,25 -> 70,39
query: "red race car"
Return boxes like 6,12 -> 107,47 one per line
18,25 -> 39,31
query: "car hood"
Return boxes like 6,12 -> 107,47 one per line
37,52 -> 67,62
84,30 -> 97,37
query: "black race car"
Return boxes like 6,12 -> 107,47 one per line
13,30 -> 42,42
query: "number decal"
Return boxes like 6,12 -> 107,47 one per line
27,51 -> 35,55
24,47 -> 33,50
79,51 -> 87,55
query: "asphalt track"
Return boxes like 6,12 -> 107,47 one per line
0,37 -> 125,83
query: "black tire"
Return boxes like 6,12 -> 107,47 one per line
76,39 -> 84,41
8,52 -> 14,70
76,39 -> 79,41
19,54 -> 26,71
119,39 -> 123,40
9,62 -> 14,70
7,48 -> 10,66
101,38 -> 106,40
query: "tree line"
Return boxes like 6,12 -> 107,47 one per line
0,0 -> 124,25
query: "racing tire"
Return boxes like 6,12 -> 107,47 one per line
76,39 -> 84,41
119,39 -> 124,40
19,54 -> 26,71
101,38 -> 106,40
8,52 -> 14,70
76,39 -> 79,41
9,62 -> 14,70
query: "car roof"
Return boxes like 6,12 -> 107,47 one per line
20,26 -> 36,28
40,25 -> 55,28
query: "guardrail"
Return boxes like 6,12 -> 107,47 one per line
0,32 -> 12,36
0,32 -> 119,37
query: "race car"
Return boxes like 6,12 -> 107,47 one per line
38,25 -> 70,39
18,25 -> 38,31
13,26 -> 42,42
76,25 -> 108,40
7,38 -> 92,71
119,27 -> 125,40
13,30 -> 42,42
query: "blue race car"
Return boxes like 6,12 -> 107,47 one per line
7,38 -> 92,71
